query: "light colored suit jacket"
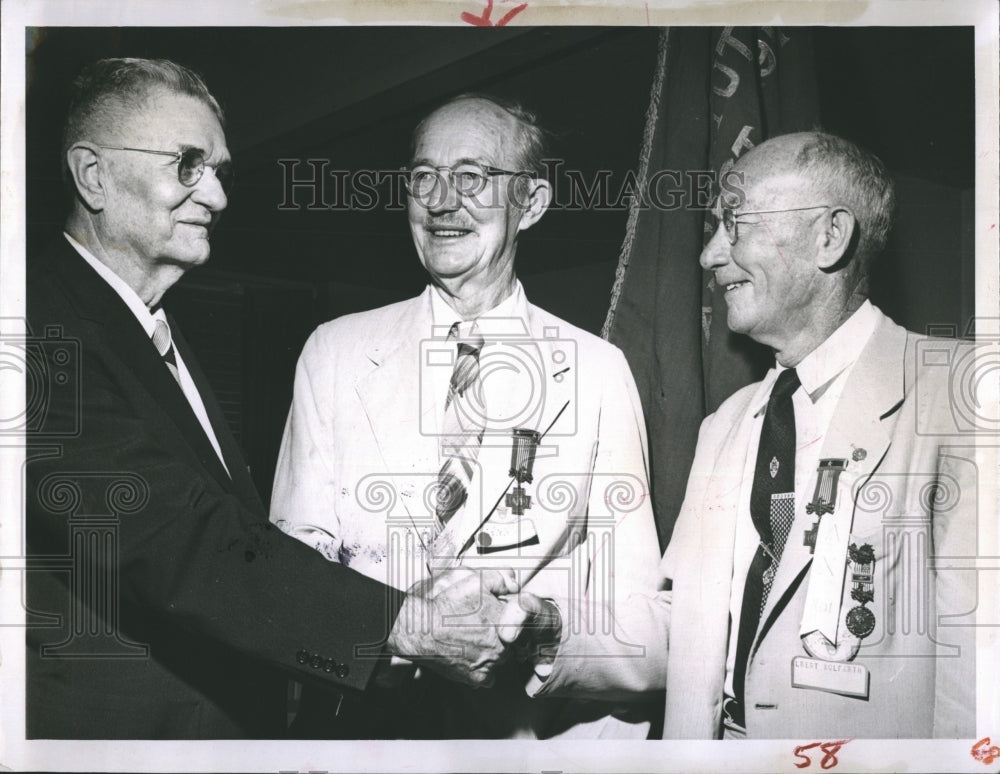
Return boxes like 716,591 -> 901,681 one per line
537,310 -> 978,739
271,286 -> 662,738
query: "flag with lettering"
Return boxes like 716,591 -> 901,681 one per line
603,27 -> 819,546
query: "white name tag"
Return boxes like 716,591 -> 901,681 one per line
791,656 -> 870,699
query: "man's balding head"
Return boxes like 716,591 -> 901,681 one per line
702,131 -> 895,365
735,132 -> 895,272
411,94 -> 547,179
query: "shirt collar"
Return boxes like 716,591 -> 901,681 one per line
64,232 -> 160,339
753,300 -> 880,414
429,279 -> 528,339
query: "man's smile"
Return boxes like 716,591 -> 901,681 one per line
428,225 -> 473,238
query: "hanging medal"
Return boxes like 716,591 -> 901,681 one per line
505,428 -> 540,516
845,542 -> 877,638
803,458 -> 847,554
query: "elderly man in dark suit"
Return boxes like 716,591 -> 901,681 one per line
25,57 -> 513,739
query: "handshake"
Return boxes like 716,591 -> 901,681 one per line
385,567 -> 562,687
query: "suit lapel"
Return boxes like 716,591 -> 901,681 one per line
355,291 -> 440,524
170,318 -> 262,509
706,378 -> 774,596
758,314 -> 906,642
49,240 -> 240,496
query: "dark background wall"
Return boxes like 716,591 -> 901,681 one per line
25,27 -> 974,502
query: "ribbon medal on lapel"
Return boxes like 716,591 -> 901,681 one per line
475,428 -> 541,555
505,428 -> 540,516
803,458 -> 847,554
845,542 -> 877,638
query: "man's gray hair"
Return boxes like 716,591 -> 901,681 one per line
795,132 -> 896,266
62,58 -> 224,181
411,93 -> 548,177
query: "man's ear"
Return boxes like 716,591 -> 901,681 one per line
815,205 -> 856,269
66,143 -> 107,211
516,178 -> 552,232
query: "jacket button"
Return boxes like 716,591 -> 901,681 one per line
335,664 -> 349,678
310,655 -> 323,669
296,649 -> 310,665
323,659 -> 337,673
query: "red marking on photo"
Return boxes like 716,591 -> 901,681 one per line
793,739 -> 851,769
972,737 -> 1000,765
461,0 -> 528,27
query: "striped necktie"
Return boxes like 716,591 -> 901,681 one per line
151,317 -> 182,386
435,322 -> 486,530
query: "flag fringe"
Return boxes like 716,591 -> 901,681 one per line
601,26 -> 670,341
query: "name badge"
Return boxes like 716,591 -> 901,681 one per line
791,656 -> 869,699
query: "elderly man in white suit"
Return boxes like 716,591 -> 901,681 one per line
270,94 -> 661,738
504,131 -> 978,740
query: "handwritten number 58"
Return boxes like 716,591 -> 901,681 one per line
794,740 -> 851,769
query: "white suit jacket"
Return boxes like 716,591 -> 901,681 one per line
536,310 -> 978,739
271,286 -> 662,738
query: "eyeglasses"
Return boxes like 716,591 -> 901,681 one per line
720,204 -> 830,245
95,144 -> 234,193
403,162 -> 534,201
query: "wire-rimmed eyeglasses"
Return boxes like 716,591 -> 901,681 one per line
94,144 -> 234,193
403,162 -> 535,203
720,204 -> 830,245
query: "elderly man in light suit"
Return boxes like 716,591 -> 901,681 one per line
270,95 -> 661,738
505,131 -> 978,739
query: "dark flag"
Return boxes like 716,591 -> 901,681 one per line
603,27 -> 820,547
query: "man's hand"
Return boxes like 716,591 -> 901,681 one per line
496,591 -> 563,665
386,566 -> 518,687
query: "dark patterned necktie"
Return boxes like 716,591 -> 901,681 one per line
731,367 -> 800,726
435,322 -> 485,528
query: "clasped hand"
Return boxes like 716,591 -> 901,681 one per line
387,567 -> 562,687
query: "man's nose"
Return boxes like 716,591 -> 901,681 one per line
699,223 -> 731,271
192,166 -> 228,212
426,173 -> 462,213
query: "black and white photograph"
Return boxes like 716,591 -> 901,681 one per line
1,1 -> 997,772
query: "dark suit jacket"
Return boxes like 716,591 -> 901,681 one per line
25,238 -> 402,738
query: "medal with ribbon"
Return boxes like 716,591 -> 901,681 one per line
505,428 -> 540,515
845,542 -> 877,638
803,458 -> 847,554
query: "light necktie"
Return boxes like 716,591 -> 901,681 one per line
731,367 -> 800,727
151,317 -> 182,387
435,322 -> 486,530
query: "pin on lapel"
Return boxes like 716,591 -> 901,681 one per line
852,446 -> 867,462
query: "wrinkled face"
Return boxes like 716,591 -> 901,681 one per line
99,89 -> 230,271
407,100 -> 530,289
699,151 -> 828,348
